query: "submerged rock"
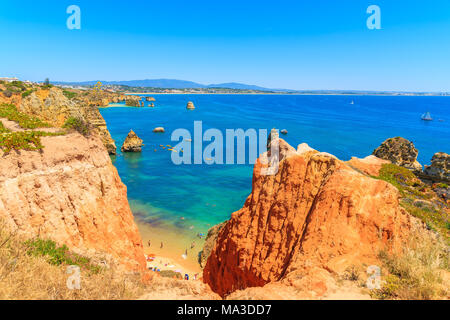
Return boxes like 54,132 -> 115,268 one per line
372,137 -> 422,171
186,101 -> 195,110
121,130 -> 143,152
424,152 -> 450,182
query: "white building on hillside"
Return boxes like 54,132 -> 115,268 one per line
0,77 -> 19,82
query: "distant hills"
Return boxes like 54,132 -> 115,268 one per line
54,79 -> 287,92
52,79 -> 449,95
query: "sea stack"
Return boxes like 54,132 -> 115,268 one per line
186,101 -> 195,110
372,137 -> 422,172
152,127 -> 165,133
121,130 -> 144,152
424,152 -> 450,182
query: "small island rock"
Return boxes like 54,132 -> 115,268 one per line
186,101 -> 195,110
153,127 -> 165,133
424,152 -> 450,182
121,130 -> 143,152
372,137 -> 422,171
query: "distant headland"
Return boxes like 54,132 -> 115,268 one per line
53,79 -> 450,96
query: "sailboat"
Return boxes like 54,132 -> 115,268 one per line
350,100 -> 354,105
421,111 -> 433,121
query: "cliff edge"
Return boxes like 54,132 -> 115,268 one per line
0,130 -> 146,271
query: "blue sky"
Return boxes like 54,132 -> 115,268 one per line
0,0 -> 449,91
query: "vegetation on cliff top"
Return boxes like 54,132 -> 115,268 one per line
25,239 -> 101,274
63,116 -> 90,136
0,103 -> 50,129
371,233 -> 449,300
371,164 -> 450,300
62,90 -> 77,100
0,104 -> 65,153
0,224 -> 146,299
375,163 -> 449,242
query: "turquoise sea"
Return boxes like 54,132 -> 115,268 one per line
100,94 -> 450,239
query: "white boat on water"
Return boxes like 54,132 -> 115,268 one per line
350,100 -> 354,105
421,111 -> 433,121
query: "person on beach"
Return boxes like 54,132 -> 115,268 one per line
191,241 -> 195,249
147,240 -> 151,247
160,242 -> 163,249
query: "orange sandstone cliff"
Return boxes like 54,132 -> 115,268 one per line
203,138 -> 419,298
0,131 -> 146,271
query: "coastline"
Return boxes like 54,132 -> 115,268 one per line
124,92 -> 449,96
136,217 -> 206,277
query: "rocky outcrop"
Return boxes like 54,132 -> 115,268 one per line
121,130 -> 143,152
186,101 -> 195,110
0,132 -> 146,271
424,152 -> 450,182
198,222 -> 226,269
203,139 -> 417,298
19,87 -> 117,154
152,127 -> 165,133
373,137 -> 422,171
347,155 -> 390,176
125,96 -> 143,107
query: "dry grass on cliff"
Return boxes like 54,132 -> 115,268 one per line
373,233 -> 449,300
0,224 -> 146,300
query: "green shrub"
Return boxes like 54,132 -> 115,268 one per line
5,81 -> 26,93
63,117 -> 90,136
25,239 -> 101,274
2,90 -> 13,98
0,103 -> 50,129
21,89 -> 34,98
62,90 -> 77,100
0,121 -> 8,133
0,130 -> 64,153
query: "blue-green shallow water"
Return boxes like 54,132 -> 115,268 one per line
100,94 -> 450,236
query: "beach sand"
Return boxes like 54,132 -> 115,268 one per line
136,218 -> 206,278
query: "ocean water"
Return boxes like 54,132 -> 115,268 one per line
100,94 -> 450,239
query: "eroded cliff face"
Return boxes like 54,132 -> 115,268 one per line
203,139 -> 417,298
19,87 -> 117,154
0,132 -> 146,271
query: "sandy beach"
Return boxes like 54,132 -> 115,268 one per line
136,218 -> 206,279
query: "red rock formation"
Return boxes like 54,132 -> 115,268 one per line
0,132 -> 146,271
347,155 -> 390,176
203,140 -> 416,297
